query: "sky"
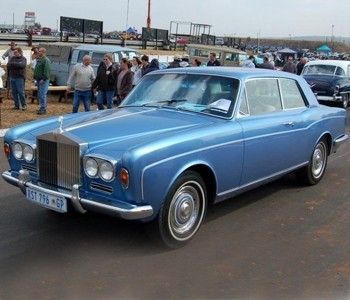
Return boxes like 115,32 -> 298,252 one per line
1,0 -> 350,38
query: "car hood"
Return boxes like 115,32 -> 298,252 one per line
27,107 -> 216,150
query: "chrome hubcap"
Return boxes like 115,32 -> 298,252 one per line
168,181 -> 205,241
312,143 -> 326,178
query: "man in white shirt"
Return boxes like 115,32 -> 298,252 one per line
67,55 -> 95,113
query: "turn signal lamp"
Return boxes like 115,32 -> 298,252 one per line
4,143 -> 10,158
119,168 -> 129,189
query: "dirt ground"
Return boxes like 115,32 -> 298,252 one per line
0,91 -> 75,129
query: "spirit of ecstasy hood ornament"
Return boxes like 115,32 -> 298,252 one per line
58,116 -> 64,133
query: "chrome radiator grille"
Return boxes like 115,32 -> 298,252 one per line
38,138 -> 80,190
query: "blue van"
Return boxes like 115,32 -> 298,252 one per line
43,43 -> 141,85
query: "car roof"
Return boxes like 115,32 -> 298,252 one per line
151,66 -> 302,81
305,60 -> 350,69
75,44 -> 139,53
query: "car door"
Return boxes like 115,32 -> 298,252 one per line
237,78 -> 310,185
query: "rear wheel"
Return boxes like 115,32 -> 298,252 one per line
297,138 -> 328,185
152,171 -> 207,248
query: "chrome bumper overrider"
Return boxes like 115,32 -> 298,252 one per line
333,134 -> 349,153
2,170 -> 153,220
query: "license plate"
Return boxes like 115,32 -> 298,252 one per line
26,187 -> 67,213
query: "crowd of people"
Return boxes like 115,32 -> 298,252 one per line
1,41 -> 51,114
242,54 -> 308,75
0,41 -> 167,114
67,53 -> 163,112
0,42 -> 314,114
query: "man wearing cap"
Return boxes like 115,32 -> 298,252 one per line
2,41 -> 17,60
167,55 -> 181,68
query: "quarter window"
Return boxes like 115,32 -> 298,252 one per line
245,79 -> 282,115
280,79 -> 306,109
335,67 -> 346,76
77,51 -> 90,63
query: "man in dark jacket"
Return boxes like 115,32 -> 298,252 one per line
282,55 -> 297,74
207,52 -> 221,66
93,53 -> 118,110
296,57 -> 307,75
7,47 -> 27,110
143,58 -> 160,76
167,55 -> 181,68
257,56 -> 275,70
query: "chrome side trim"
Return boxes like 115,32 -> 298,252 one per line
332,134 -> 349,153
2,171 -> 153,220
217,161 -> 309,198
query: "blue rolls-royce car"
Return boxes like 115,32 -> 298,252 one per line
2,67 -> 348,248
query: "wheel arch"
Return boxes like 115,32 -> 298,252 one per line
186,164 -> 217,205
319,132 -> 332,155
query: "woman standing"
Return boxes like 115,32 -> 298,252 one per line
131,56 -> 142,87
92,53 -> 117,110
115,58 -> 133,105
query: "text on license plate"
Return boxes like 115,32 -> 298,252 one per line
26,187 -> 67,213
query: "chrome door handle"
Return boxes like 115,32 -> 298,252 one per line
283,122 -> 295,127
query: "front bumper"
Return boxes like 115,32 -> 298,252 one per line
2,170 -> 153,220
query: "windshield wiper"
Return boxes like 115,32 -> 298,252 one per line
140,99 -> 188,107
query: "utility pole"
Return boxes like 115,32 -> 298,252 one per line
147,0 -> 151,29
126,0 -> 130,31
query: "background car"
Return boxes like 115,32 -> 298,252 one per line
302,60 -> 350,108
2,68 -> 348,248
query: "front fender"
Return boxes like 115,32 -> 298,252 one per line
141,159 -> 217,215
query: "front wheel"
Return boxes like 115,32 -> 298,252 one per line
297,138 -> 328,185
153,171 -> 207,248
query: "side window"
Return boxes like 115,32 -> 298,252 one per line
335,67 -> 345,76
77,51 -> 90,63
238,89 -> 249,116
245,79 -> 282,115
91,52 -> 106,65
280,79 -> 306,109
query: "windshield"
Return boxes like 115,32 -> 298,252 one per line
302,64 -> 336,75
122,73 -> 240,118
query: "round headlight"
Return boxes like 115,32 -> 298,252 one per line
85,158 -> 98,177
99,161 -> 114,181
23,145 -> 34,162
13,143 -> 23,159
